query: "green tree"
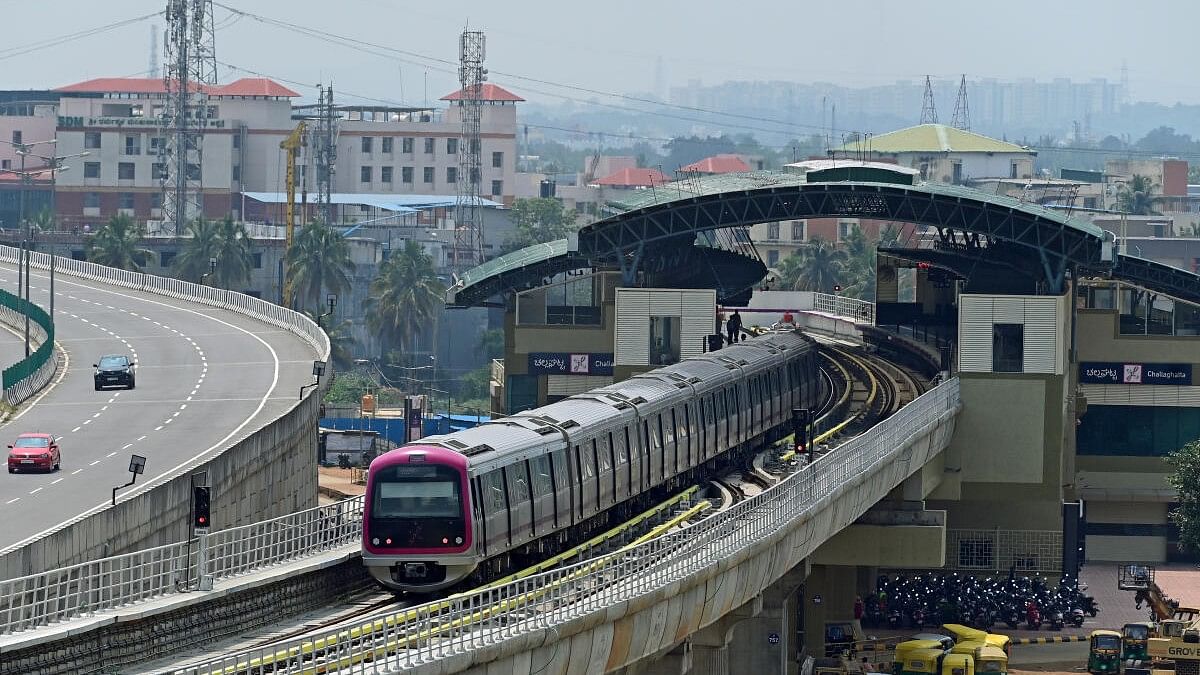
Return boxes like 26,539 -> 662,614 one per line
1167,440 -> 1200,556
1118,174 -> 1162,216
365,240 -> 443,358
88,214 -> 152,271
504,198 -> 578,251
209,216 -> 253,289
775,237 -> 847,293
477,328 -> 504,360
304,309 -> 356,370
28,208 -> 54,234
172,218 -> 221,283
286,220 -> 354,312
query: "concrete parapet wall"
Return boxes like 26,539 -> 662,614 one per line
0,390 -> 321,580
0,553 -> 371,675
410,402 -> 960,675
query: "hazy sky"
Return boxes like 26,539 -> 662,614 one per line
2,0 -> 1197,109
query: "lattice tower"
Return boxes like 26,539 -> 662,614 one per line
920,75 -> 938,125
315,83 -> 338,225
951,75 -> 970,131
453,29 -> 486,270
159,0 -> 217,235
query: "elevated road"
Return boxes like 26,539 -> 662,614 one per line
0,261 -> 318,550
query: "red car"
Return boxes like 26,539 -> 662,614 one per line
7,433 -> 61,473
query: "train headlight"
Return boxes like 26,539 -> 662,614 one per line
385,537 -> 392,545
455,536 -> 463,544
372,538 -> 379,545
442,537 -> 449,544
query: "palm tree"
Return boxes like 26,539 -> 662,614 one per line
285,220 -> 354,312
1118,174 -> 1162,216
172,218 -> 221,283
210,216 -> 253,289
776,237 -> 847,293
304,309 -> 356,369
365,240 -> 443,359
88,214 -> 152,271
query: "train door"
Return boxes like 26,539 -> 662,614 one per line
624,424 -> 643,496
481,469 -> 509,550
663,411 -> 677,477
715,390 -> 727,453
582,441 -> 599,516
610,431 -> 628,502
471,476 -> 488,556
530,456 -> 555,535
681,404 -> 693,469
503,463 -> 533,543
595,436 -> 614,509
548,449 -> 570,529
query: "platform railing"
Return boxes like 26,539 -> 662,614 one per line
813,291 -> 875,325
180,378 -> 960,673
0,496 -> 365,635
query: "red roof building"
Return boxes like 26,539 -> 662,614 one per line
55,77 -> 299,98
592,167 -> 669,188
680,154 -> 751,174
440,83 -> 524,103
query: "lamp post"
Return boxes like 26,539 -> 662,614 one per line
200,257 -> 217,286
318,293 -> 337,330
112,454 -> 147,505
300,359 -> 327,399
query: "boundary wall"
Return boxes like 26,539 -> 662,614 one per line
0,245 -> 330,581
0,287 -> 58,406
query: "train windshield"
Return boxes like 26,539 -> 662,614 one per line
371,464 -> 462,519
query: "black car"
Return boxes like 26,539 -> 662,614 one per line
94,355 -> 136,390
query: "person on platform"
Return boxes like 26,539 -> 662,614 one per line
726,310 -> 742,344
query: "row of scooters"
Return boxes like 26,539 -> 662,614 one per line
861,572 -> 1099,631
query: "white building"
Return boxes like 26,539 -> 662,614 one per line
48,77 -> 522,228
830,123 -> 1036,184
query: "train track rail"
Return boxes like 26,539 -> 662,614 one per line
169,338 -> 934,675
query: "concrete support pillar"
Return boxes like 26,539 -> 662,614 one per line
802,564 -> 859,658
639,642 -> 692,675
727,567 -> 808,675
691,643 -> 729,674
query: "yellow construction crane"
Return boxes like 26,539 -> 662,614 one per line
280,120 -> 307,308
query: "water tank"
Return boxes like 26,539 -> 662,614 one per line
539,179 -> 557,198
361,393 -> 376,414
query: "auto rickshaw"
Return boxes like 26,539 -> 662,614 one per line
1088,630 -> 1123,675
902,647 -> 949,675
973,645 -> 1008,675
896,641 -> 948,675
984,633 -> 1011,657
941,652 -> 975,675
1122,622 -> 1154,662
913,633 -> 955,651
942,624 -> 988,645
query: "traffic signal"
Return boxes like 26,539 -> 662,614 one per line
193,486 -> 211,529
917,262 -> 932,270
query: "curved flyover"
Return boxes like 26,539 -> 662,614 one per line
0,246 -> 328,578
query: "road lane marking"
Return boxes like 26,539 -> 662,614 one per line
29,488 -> 42,495
89,460 -> 100,466
51,478 -> 62,485
154,425 -> 163,431
106,452 -> 116,457
122,443 -> 133,449
5,498 -> 19,504
71,469 -> 82,475
72,426 -> 81,432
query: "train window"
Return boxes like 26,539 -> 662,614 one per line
662,410 -> 674,447
532,456 -> 553,496
485,471 -> 505,511
508,466 -> 530,502
551,450 -> 569,489
651,416 -> 663,452
597,436 -> 612,471
580,444 -> 595,478
611,431 -> 626,464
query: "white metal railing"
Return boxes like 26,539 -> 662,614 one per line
0,245 -> 329,359
179,378 -> 960,674
0,243 -> 332,634
0,496 -> 364,635
813,291 -> 875,325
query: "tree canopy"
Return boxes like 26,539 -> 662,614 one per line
286,220 -> 354,312
503,197 -> 578,252
88,214 -> 151,271
1167,440 -> 1200,556
365,240 -> 443,358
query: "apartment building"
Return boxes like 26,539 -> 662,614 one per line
47,77 -> 522,227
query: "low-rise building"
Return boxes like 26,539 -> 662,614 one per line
830,123 -> 1036,184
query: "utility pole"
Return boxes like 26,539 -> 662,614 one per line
453,28 -> 486,270
160,0 -> 217,236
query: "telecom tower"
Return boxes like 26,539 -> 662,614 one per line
453,28 -> 486,270
160,0 -> 217,236
920,75 -> 938,125
951,75 -> 970,131
314,83 -> 337,226
148,25 -> 159,79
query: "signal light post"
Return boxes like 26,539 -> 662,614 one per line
191,474 -> 213,590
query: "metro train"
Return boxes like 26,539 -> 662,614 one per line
362,329 -> 822,593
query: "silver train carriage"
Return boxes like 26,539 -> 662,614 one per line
362,329 -> 821,592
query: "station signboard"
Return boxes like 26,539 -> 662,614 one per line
1078,362 -> 1192,386
528,352 -> 614,376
